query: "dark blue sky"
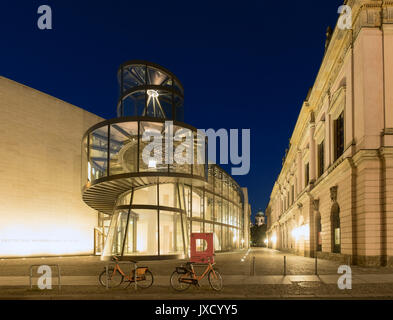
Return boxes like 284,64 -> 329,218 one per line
1,0 -> 343,220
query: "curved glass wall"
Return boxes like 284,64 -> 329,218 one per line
100,165 -> 244,259
82,119 -> 207,186
82,60 -> 246,260
117,62 -> 184,121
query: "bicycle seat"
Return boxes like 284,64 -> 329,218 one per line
184,262 -> 194,271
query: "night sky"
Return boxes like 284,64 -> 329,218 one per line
1,0 -> 343,221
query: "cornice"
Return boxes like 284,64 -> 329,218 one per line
314,119 -> 325,142
267,1 -> 393,214
352,148 -> 382,166
380,146 -> 393,157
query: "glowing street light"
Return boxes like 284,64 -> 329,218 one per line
291,224 -> 310,241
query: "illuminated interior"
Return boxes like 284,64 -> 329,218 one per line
117,61 -> 184,121
97,176 -> 244,259
81,60 -> 247,260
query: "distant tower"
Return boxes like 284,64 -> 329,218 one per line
255,211 -> 265,227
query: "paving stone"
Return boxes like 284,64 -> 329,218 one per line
1,248 -> 393,298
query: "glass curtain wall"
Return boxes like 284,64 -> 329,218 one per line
118,63 -> 184,121
83,62 -> 246,260
86,119 -> 244,259
101,178 -> 243,258
84,120 -> 206,185
102,183 -> 187,259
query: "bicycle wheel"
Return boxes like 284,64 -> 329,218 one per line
208,269 -> 223,291
170,270 -> 192,291
99,267 -> 123,288
135,270 -> 154,289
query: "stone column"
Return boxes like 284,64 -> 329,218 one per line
297,150 -> 303,193
309,122 -> 316,183
326,114 -> 332,166
383,24 -> 393,145
381,149 -> 393,265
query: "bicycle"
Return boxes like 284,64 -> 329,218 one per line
170,259 -> 223,291
99,256 -> 154,289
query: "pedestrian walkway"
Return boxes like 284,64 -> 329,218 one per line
2,248 -> 393,277
2,273 -> 393,287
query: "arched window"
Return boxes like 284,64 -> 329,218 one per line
331,203 -> 341,253
316,212 -> 322,252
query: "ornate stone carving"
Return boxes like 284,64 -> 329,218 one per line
330,186 -> 338,202
383,5 -> 393,23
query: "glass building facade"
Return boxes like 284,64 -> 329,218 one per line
81,61 -> 246,260
117,61 -> 184,121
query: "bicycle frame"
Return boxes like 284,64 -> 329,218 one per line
110,262 -> 146,282
180,263 -> 218,284
112,263 -> 126,277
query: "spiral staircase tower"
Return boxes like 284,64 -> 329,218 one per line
81,61 -> 245,261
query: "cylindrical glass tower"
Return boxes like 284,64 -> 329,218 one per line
81,61 -> 245,261
118,60 -> 184,121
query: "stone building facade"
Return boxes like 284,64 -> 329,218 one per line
266,0 -> 393,266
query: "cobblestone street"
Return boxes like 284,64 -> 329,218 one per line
2,248 -> 393,299
2,248 -> 392,277
243,248 -> 393,275
1,283 -> 393,300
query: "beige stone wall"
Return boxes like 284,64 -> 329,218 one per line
384,149 -> 393,261
0,76 -> 104,257
266,1 -> 393,266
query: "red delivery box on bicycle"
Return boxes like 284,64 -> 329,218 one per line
190,233 -> 214,264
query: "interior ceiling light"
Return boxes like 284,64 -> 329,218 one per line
147,89 -> 159,98
148,159 -> 157,168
